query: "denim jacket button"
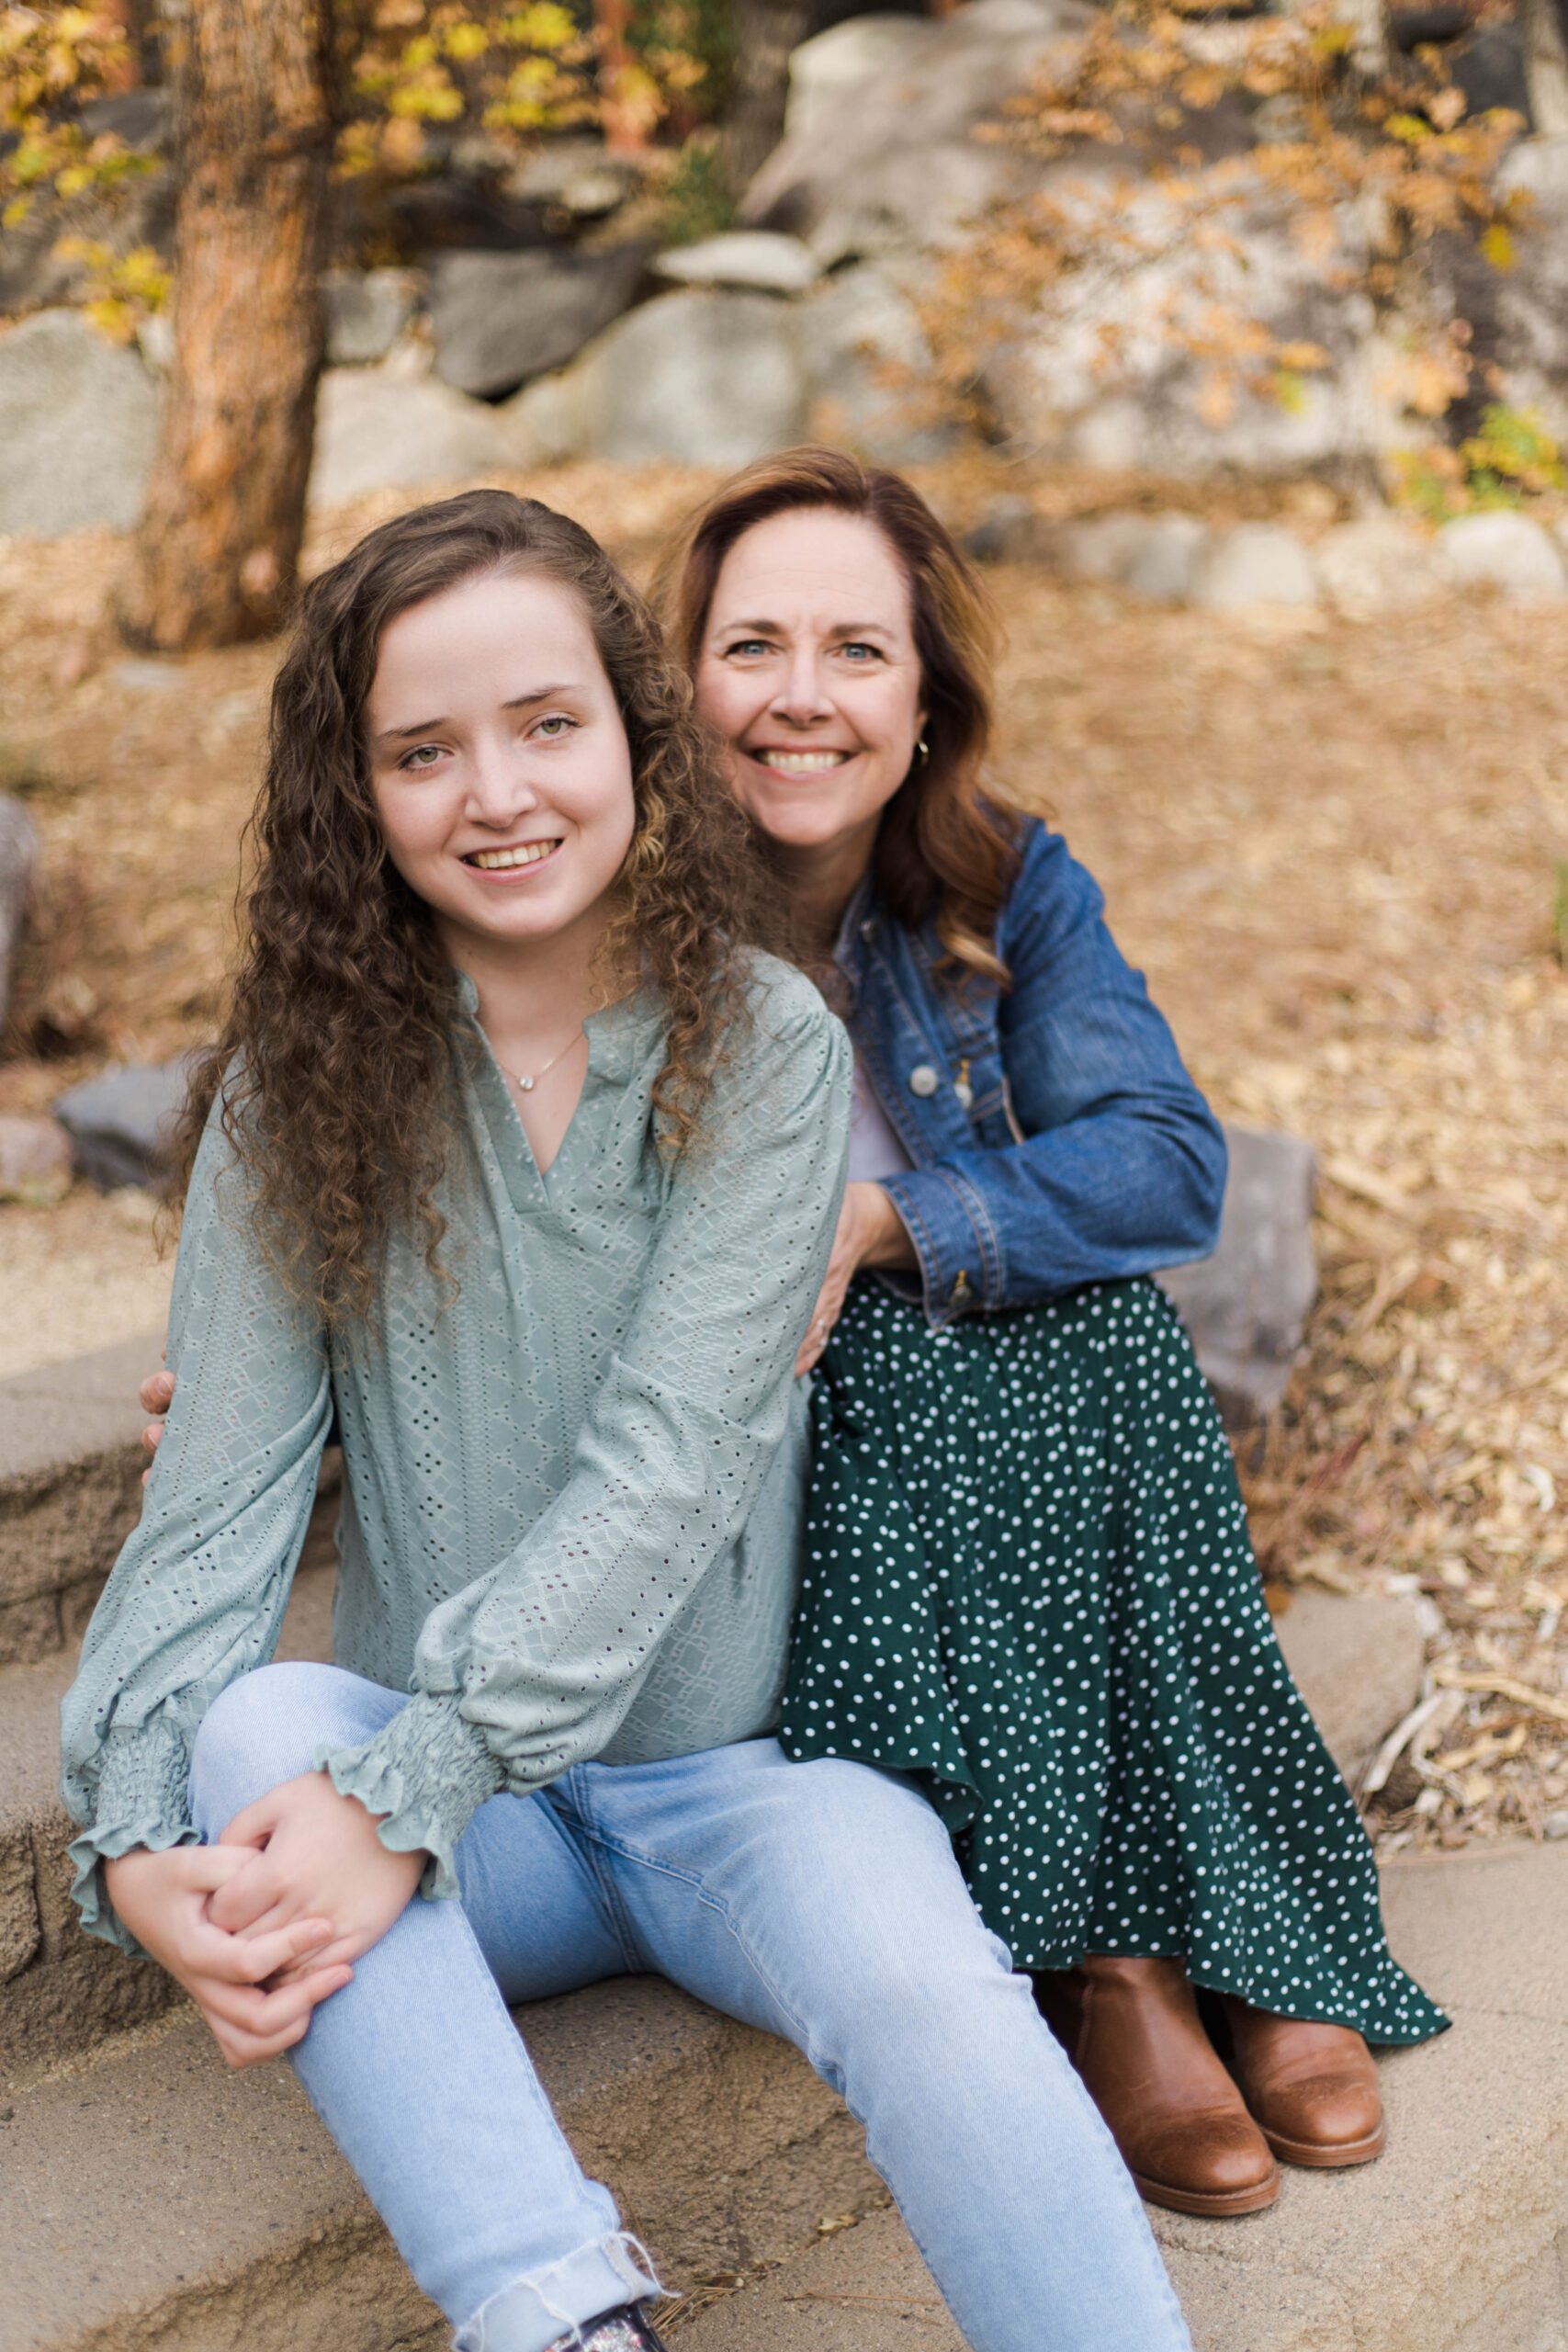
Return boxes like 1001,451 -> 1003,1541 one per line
860,917 -> 878,942
953,1079 -> 974,1111
908,1063 -> 939,1096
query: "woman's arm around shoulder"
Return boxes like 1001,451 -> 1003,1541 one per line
881,818 -> 1227,1321
61,1091 -> 333,1952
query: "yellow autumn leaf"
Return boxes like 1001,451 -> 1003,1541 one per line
1481,222 -> 1517,272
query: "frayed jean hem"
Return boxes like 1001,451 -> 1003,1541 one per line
453,2232 -> 663,2352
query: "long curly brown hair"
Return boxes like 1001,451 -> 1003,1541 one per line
658,447 -> 1021,991
175,490 -> 778,1329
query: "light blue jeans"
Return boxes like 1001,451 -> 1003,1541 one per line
188,1662 -> 1192,2352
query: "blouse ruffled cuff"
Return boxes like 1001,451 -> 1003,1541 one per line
315,1692 -> 504,1900
66,1717 -> 200,1955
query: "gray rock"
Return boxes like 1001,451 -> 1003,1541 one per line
1158,1123 -> 1317,1427
0,795 -> 36,1041
1053,508 -> 1210,600
1053,509 -> 1153,583
742,0 -> 1091,265
516,288 -> 808,467
1315,512 -> 1443,617
985,192 -> 1407,478
654,232 -> 820,295
308,370 -> 518,509
960,494 -> 1043,564
1192,523 -> 1321,610
0,1115 -> 72,1203
1272,1589 -> 1427,1790
0,311 -> 158,537
53,1054 -> 199,1191
428,243 -> 650,399
509,140 -> 641,218
797,261 -> 956,462
1124,512 -> 1211,602
323,268 -> 420,368
1436,508 -> 1568,603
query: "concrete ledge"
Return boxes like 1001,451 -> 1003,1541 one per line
2,1980 -> 880,2352
680,1846 -> 1568,2352
0,1564 -> 339,2087
0,1334 -> 162,1667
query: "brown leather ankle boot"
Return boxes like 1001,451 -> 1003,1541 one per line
1218,2001 -> 1385,2169
1035,1957 -> 1279,2218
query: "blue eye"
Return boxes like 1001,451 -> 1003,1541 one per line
840,642 -> 882,662
724,639 -> 771,658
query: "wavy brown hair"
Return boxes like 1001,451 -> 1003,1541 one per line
658,447 -> 1021,990
175,490 -> 777,1328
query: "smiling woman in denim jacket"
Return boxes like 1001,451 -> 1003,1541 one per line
663,448 -> 1447,2220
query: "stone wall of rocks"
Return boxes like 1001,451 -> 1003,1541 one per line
997,499 -> 1568,612
2,5 -> 1568,532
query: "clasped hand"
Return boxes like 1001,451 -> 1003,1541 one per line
104,1773 -> 424,2071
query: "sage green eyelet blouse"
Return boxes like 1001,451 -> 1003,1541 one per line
60,956 -> 851,1952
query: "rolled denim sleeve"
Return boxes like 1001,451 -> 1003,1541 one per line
877,824 -> 1226,1322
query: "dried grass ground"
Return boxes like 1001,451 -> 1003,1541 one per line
3,458 -> 1567,1860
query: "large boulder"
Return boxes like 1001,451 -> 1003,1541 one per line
741,0 -> 1091,265
1436,509 -> 1568,602
982,172 -> 1405,475
796,261 -> 957,462
1314,512 -> 1443,617
654,232 -> 821,294
1192,523 -> 1321,609
0,311 -> 159,537
1490,135 -> 1568,436
428,243 -> 651,398
502,288 -> 808,467
308,368 -> 518,507
323,268 -> 420,367
53,1055 -> 197,1192
1158,1123 -> 1318,1427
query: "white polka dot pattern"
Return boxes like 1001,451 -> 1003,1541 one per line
783,1276 -> 1447,2047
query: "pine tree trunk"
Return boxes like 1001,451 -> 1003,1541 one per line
719,0 -> 833,196
115,0 -> 333,654
1521,0 -> 1568,135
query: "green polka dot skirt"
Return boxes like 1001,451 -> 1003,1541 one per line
783,1275 -> 1447,2046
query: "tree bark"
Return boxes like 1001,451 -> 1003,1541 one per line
115,0 -> 333,654
1520,0 -> 1568,135
718,0 -> 837,196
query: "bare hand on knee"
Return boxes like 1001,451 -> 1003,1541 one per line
209,1770 -> 426,1981
104,1843 -> 351,2069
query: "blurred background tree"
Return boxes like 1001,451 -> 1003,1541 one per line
0,0 -> 757,650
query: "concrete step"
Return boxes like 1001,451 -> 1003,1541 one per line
0,1335 -> 159,1668
1,1973 -> 883,2352
0,1561 -> 337,2089
678,1843 -> 1568,2352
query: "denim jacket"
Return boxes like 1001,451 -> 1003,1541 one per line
836,816 -> 1227,1328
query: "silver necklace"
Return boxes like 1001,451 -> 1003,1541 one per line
511,1028 -> 584,1093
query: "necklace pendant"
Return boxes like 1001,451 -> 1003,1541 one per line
518,1076 -> 536,1092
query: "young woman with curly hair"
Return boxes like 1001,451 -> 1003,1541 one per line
62,491 -> 1194,2352
657,448 -> 1446,2221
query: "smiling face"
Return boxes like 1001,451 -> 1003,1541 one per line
367,566 -> 637,970
694,507 -> 927,863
